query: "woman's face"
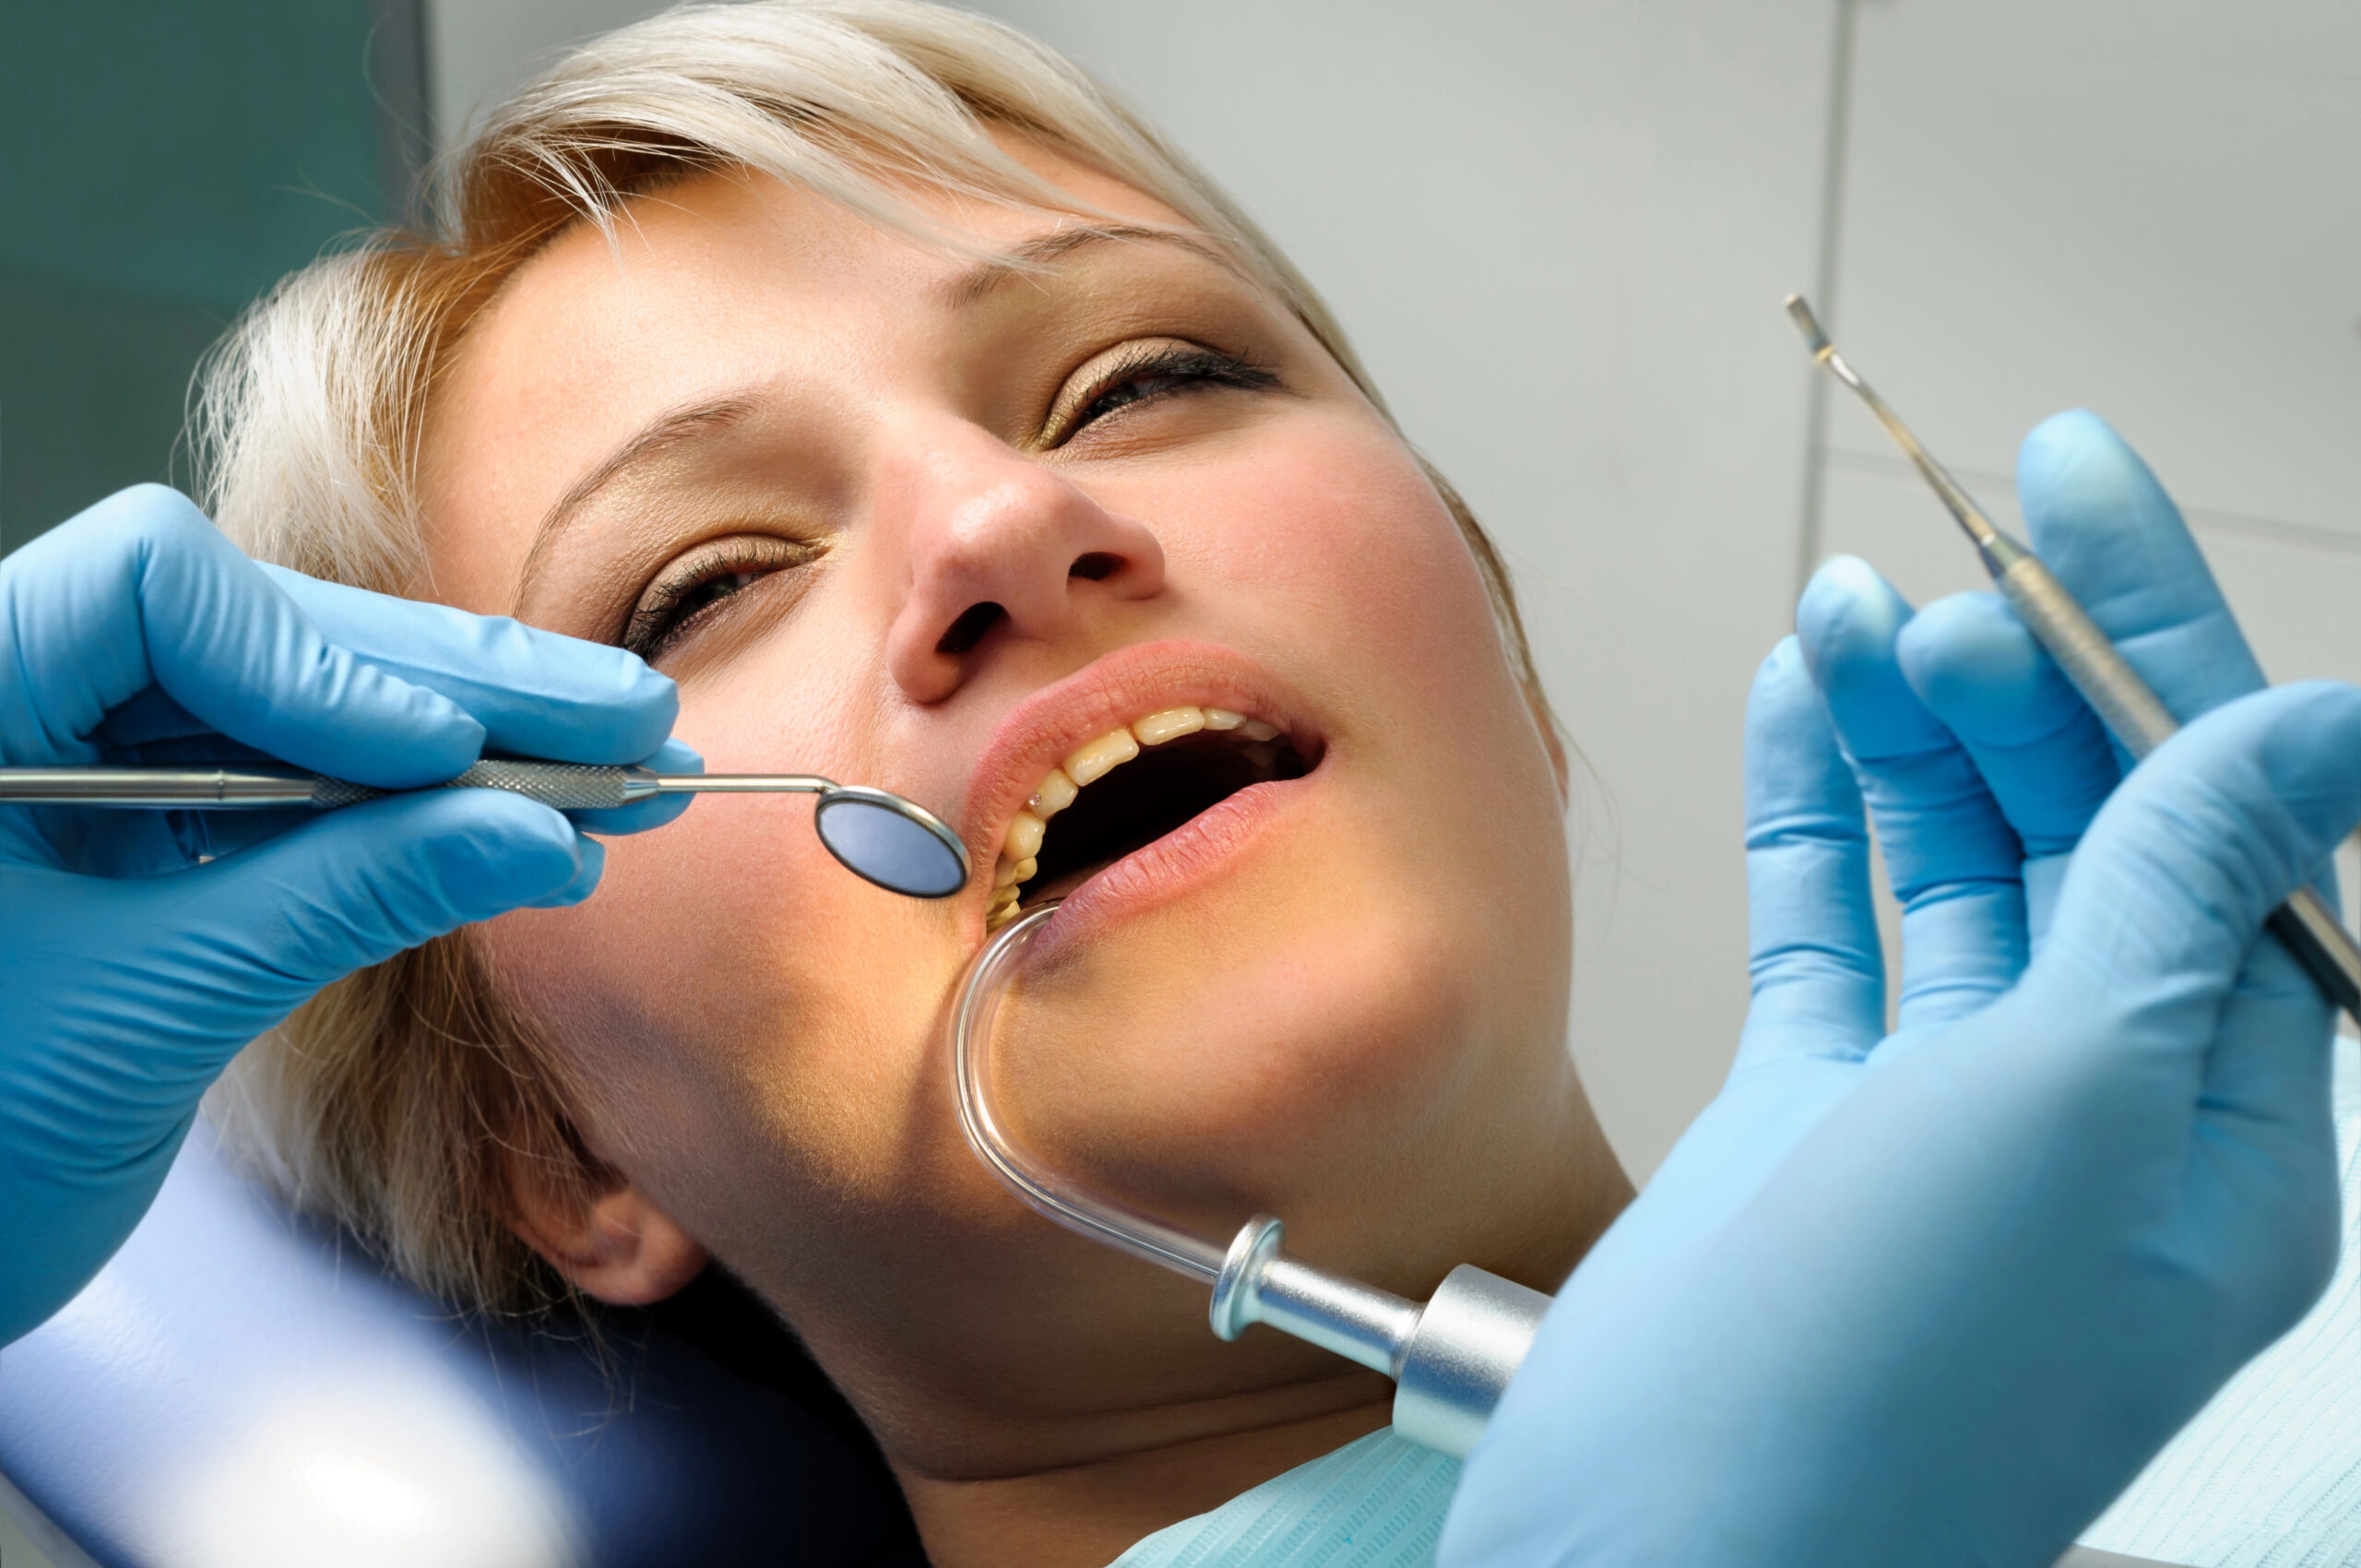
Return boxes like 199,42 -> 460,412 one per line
420,141 -> 1617,1478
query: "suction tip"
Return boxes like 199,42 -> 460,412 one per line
1784,292 -> 1833,360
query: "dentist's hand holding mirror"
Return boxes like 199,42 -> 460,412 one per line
0,485 -> 957,1348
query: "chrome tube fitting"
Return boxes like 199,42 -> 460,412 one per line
1389,1264 -> 1552,1457
1208,1215 -> 1549,1458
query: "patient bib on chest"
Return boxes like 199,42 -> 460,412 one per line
1109,1428 -> 1456,1568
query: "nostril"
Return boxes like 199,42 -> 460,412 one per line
936,601 -> 1005,657
1069,552 -> 1121,582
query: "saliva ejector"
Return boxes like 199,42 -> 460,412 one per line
949,903 -> 1552,1459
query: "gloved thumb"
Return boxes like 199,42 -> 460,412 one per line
2039,681 -> 2361,1021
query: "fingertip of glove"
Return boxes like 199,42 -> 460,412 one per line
566,790 -> 694,837
642,737 -> 703,775
409,790 -> 594,918
579,647 -> 680,756
527,835 -> 606,908
1796,556 -> 1906,671
1746,634 -> 1833,734
1895,592 -> 2043,707
1754,634 -> 1806,686
2258,681 -> 2361,807
2016,410 -> 2170,526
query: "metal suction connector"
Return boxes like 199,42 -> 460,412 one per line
950,904 -> 1552,1458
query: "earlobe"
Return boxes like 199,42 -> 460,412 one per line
505,1164 -> 709,1307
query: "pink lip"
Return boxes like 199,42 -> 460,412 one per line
962,639 -> 1328,943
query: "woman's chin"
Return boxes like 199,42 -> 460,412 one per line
997,887 -> 1483,1215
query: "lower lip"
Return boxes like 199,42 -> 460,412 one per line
1024,764 -> 1322,956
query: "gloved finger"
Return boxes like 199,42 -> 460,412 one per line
1896,591 -> 2117,954
262,564 -> 677,765
562,737 -> 704,836
2181,939 -> 2338,1325
2020,411 -> 2266,728
92,686 -> 220,752
1737,637 -> 1883,1065
1797,558 -> 2025,1031
1895,592 -> 2118,858
2038,681 -> 2361,1055
0,487 -> 481,786
113,790 -> 599,1063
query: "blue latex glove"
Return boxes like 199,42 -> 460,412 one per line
0,486 -> 691,1347
1445,411 -> 2353,1566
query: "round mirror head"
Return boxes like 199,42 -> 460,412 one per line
814,788 -> 969,897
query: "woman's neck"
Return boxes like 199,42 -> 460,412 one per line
893,1382 -> 1396,1568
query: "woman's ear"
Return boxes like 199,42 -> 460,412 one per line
504,1159 -> 709,1307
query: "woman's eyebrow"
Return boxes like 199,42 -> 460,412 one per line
943,224 -> 1248,307
512,394 -> 761,611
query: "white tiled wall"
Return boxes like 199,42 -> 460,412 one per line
1820,0 -> 2361,641
422,0 -> 2361,1176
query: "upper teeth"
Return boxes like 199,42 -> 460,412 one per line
985,705 -> 1281,927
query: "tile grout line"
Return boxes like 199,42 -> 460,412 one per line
1794,0 -> 1862,602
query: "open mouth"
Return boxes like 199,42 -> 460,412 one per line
988,706 -> 1311,929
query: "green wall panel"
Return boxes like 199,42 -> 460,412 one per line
0,0 -> 420,550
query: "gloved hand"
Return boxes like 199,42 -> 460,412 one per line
0,485 -> 690,1348
1444,411 -> 2353,1566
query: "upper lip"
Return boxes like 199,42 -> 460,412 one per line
960,639 -> 1324,903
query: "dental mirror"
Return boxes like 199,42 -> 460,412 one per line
813,786 -> 970,897
0,760 -> 973,900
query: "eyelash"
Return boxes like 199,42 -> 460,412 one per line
624,534 -> 818,659
1050,342 -> 1280,445
621,345 -> 1279,659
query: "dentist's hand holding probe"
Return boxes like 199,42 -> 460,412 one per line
0,486 -> 692,1348
1446,412 -> 2359,1566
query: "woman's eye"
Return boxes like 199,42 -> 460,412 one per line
624,536 -> 818,660
1051,342 -> 1280,445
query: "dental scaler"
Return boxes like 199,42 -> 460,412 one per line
1783,294 -> 2361,1025
950,904 -> 1552,1459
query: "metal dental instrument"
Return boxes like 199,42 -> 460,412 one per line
0,760 -> 969,898
951,903 -> 1551,1458
1785,293 -> 2361,1023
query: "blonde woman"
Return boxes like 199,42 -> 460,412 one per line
5,6 -> 2359,1565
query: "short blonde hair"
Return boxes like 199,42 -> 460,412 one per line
200,0 -> 1555,1314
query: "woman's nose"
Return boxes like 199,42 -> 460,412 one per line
881,428 -> 1166,704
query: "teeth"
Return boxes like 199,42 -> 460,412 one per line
1029,767 -> 1079,819
1003,811 -> 1046,863
1062,727 -> 1140,787
987,704 -> 1292,921
1131,707 -> 1205,746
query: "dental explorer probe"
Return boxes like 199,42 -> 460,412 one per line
1784,294 -> 2361,1023
0,760 -> 969,897
952,903 -> 1552,1458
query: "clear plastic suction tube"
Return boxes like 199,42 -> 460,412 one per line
947,904 -> 1554,1459
950,904 -> 1228,1280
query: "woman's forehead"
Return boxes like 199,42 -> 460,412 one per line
476,137 -> 1202,353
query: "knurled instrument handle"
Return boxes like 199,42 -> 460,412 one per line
0,762 -> 655,811
311,761 -> 647,811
